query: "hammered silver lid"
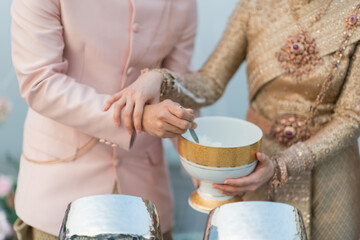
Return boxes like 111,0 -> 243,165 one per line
203,201 -> 307,240
59,194 -> 162,240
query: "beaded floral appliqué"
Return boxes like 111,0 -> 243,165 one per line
271,114 -> 311,147
275,30 -> 323,81
345,15 -> 359,29
345,4 -> 360,30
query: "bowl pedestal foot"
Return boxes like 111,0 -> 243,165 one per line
188,181 -> 243,213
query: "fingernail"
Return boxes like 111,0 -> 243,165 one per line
136,130 -> 141,135
115,122 -> 120,127
224,180 -> 230,184
128,130 -> 133,135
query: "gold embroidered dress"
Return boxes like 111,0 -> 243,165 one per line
160,0 -> 360,239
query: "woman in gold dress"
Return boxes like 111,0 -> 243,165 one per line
104,0 -> 360,238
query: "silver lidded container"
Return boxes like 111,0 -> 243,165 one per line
59,194 -> 162,240
203,201 -> 307,240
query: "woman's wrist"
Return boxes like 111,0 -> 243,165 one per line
267,156 -> 288,199
269,156 -> 288,188
154,69 -> 176,98
141,68 -> 177,98
140,67 -> 163,86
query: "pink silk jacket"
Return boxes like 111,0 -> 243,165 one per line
11,0 -> 197,235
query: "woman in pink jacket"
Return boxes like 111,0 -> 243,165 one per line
11,0 -> 197,239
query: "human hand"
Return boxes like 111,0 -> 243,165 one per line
142,99 -> 197,138
103,70 -> 163,134
212,152 -> 275,196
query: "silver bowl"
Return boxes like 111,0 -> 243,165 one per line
203,201 -> 307,240
59,194 -> 162,240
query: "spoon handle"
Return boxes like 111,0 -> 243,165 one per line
189,129 -> 199,143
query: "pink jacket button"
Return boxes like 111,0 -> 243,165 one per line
127,67 -> 133,75
132,23 -> 140,33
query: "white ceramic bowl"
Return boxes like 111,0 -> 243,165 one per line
178,116 -> 263,213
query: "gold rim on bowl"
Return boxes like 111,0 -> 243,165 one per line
178,136 -> 262,168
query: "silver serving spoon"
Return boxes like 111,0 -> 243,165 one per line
178,104 -> 199,144
189,128 -> 199,144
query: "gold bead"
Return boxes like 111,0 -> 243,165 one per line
313,14 -> 320,22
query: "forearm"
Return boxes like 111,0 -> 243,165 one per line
159,70 -> 224,108
160,0 -> 250,108
276,113 -> 359,176
20,72 -> 133,148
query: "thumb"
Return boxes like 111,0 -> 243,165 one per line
185,108 -> 194,114
256,152 -> 265,163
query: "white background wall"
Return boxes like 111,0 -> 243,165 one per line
0,0 -> 248,163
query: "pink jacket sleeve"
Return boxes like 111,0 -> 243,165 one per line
11,0 -> 134,150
